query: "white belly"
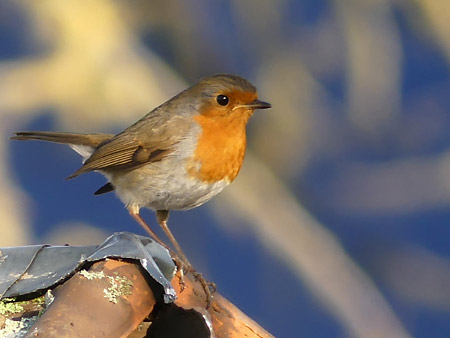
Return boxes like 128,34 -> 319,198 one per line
109,161 -> 229,211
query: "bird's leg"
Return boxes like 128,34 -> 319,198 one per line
156,210 -> 191,266
128,206 -> 186,291
156,210 -> 215,307
128,205 -> 167,248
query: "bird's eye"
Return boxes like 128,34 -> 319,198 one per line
216,94 -> 229,106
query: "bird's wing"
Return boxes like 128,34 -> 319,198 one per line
67,115 -> 192,179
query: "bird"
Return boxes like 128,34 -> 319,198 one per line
11,73 -> 271,302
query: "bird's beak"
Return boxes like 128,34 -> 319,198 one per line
242,99 -> 272,110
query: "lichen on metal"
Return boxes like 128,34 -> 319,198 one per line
0,316 -> 38,337
79,269 -> 105,280
0,298 -> 24,315
103,275 -> 133,304
79,269 -> 134,303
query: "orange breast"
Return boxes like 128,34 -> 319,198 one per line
187,112 -> 249,183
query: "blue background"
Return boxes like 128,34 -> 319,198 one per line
2,1 -> 450,337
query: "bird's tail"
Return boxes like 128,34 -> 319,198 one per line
11,131 -> 114,163
11,131 -> 113,147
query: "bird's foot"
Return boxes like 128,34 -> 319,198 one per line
190,270 -> 216,309
173,258 -> 216,308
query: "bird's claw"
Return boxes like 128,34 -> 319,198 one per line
191,270 -> 216,308
172,257 -> 216,308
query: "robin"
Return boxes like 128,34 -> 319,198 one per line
11,73 -> 271,303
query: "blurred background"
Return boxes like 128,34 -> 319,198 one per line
1,0 -> 449,337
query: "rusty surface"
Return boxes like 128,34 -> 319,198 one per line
24,259 -> 155,338
170,271 -> 275,338
2,255 -> 274,338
